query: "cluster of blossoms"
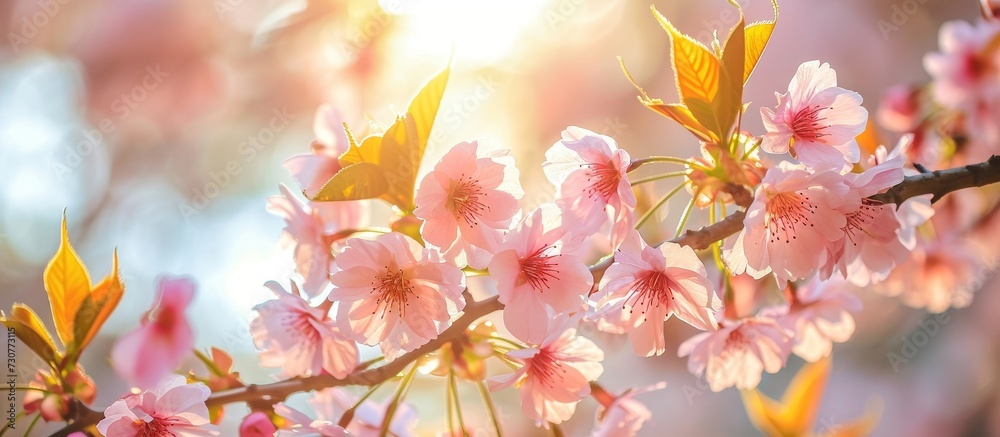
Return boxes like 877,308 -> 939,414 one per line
29,8 -> 1000,437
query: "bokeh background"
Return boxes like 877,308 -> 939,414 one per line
1,0 -> 998,435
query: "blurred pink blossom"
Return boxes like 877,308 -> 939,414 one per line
776,278 -> 861,362
284,105 -> 351,197
275,387 -> 417,437
678,315 -> 792,392
591,382 -> 666,437
240,411 -> 278,437
111,275 -> 196,389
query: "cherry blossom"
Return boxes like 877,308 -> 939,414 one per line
111,275 -> 196,389
924,19 -> 1000,111
877,84 -> 923,133
591,382 -> 666,437
23,366 -> 95,422
275,387 -> 418,437
250,282 -> 358,378
678,316 -> 792,392
268,184 -> 369,298
284,105 -> 350,197
488,203 -> 593,344
874,237 -> 983,313
775,278 -> 861,362
489,316 -> 604,427
760,60 -> 868,172
96,375 -> 219,436
240,412 -> 278,437
414,140 -> 524,268
726,161 -> 856,284
543,126 -> 636,249
329,232 -> 466,361
590,230 -> 721,357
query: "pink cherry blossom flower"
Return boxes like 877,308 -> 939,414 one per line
877,84 -> 923,133
726,161 -> 855,284
414,141 -> 524,269
111,275 -> 196,389
240,412 -> 278,437
874,237 -> 982,313
24,366 -> 95,422
96,375 -> 219,436
776,278 -> 861,362
924,19 -> 1000,111
268,184 -> 369,298
488,203 -> 593,344
543,126 -> 636,249
678,316 -> 792,392
761,60 -> 868,172
275,387 -> 417,437
489,316 -> 604,427
591,382 -> 666,437
329,232 -> 466,361
251,282 -> 358,378
590,231 -> 721,357
284,105 -> 350,197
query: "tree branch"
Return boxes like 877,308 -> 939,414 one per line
50,156 -> 1000,436
870,155 -> 1000,205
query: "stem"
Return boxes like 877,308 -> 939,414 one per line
627,156 -> 693,172
477,381 -> 503,437
674,196 -> 697,238
635,183 -> 686,230
869,155 -> 1000,205
488,336 -> 525,350
338,381 -> 386,428
448,373 -> 469,437
629,171 -> 689,186
378,364 -> 418,437
23,413 -> 40,437
446,377 -> 456,437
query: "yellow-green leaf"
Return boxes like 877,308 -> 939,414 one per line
744,0 -> 779,84
653,5 -> 720,104
1,305 -> 60,366
310,161 -> 390,202
741,357 -> 831,437
645,102 -> 718,143
716,0 -> 747,142
315,65 -> 451,212
821,399 -> 882,437
71,250 -> 124,361
43,212 -> 92,350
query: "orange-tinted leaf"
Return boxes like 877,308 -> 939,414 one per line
314,65 -> 451,212
856,119 -> 882,158
821,399 -> 882,437
744,0 -> 778,84
653,6 -> 720,104
647,102 -> 717,143
685,97 -> 723,140
70,250 -> 124,361
310,161 -> 390,201
716,0 -> 746,141
741,357 -> 831,437
43,212 -> 92,350
1,305 -> 60,366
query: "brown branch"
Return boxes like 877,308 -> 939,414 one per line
51,156 -> 1000,436
869,155 -> 1000,205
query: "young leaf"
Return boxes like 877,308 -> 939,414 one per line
70,250 -> 124,362
653,6 -> 720,104
646,102 -> 717,143
0,305 -> 61,366
744,0 -> 779,84
741,357 -> 831,437
311,65 -> 451,212
716,1 -> 747,142
43,212 -> 92,350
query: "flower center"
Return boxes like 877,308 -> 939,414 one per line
790,105 -> 830,141
765,191 -> 817,243
527,349 -> 566,388
622,270 -> 678,318
582,161 -> 621,200
719,327 -> 750,360
519,245 -> 560,291
448,176 -> 489,225
372,268 -> 415,318
844,199 -> 881,245
281,308 -> 321,343
136,417 -> 171,437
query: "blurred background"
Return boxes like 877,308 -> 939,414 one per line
1,0 -> 998,435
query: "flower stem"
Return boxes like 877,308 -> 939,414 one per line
635,183 -> 686,230
629,170 -> 689,186
378,364 -> 418,437
674,196 -> 697,238
477,381 -> 503,437
448,372 -> 469,437
24,413 -> 41,437
338,380 -> 386,428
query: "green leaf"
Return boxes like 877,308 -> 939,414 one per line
1,305 -> 60,367
715,1 -> 747,143
310,162 -> 390,201
744,0 -> 778,84
70,250 -> 124,363
653,6 -> 720,104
